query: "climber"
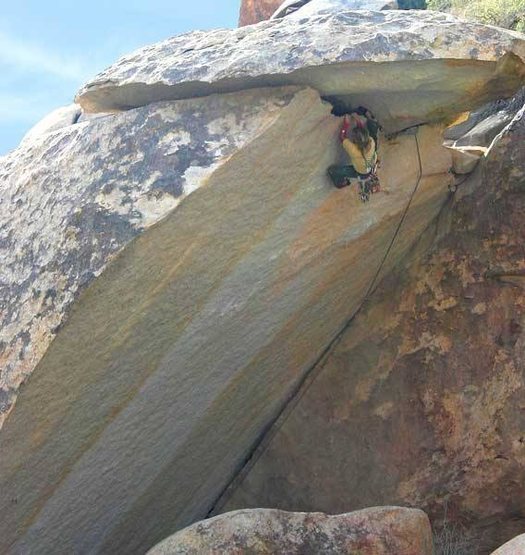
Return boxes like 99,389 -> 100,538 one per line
328,108 -> 381,202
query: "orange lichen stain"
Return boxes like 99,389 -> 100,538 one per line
347,352 -> 396,414
399,330 -> 452,358
374,401 -> 395,420
456,257 -> 479,287
414,259 -> 449,296
472,302 -> 487,315
429,296 -> 458,312
447,111 -> 471,128
439,393 -> 468,453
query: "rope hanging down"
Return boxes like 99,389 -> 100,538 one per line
208,130 -> 425,516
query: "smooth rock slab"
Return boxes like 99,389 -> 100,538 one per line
0,87 -> 298,429
148,507 -> 433,555
76,10 -> 525,134
0,84 -> 453,554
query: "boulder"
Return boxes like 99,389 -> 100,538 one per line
20,104 -> 81,146
271,0 -> 398,19
148,507 -> 433,555
0,84 -> 453,554
492,534 -> 525,554
220,102 -> 525,553
75,10 -> 525,134
3,5 -> 524,554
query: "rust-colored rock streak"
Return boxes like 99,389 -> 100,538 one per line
239,0 -> 282,25
222,104 -> 525,553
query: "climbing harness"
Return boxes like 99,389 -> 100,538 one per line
208,129 -> 426,516
358,165 -> 381,202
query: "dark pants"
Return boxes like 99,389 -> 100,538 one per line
328,165 -> 380,202
327,164 -> 366,189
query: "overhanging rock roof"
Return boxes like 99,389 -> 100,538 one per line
76,9 -> 525,133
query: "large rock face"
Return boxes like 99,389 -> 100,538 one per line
148,507 -> 433,554
76,10 -> 525,134
221,102 -> 525,553
0,81 -> 454,553
2,3 -> 525,554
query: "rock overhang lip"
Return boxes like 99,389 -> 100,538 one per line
75,9 -> 525,123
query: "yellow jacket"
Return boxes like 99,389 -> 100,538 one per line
342,137 -> 377,175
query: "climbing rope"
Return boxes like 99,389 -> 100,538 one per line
362,130 -> 424,300
208,130 -> 426,516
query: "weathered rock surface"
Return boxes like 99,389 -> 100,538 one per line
148,507 -> 433,555
0,82 -> 453,554
1,87 -> 294,430
447,146 -> 484,174
492,534 -> 525,555
272,0 -> 398,19
445,88 -> 525,149
239,0 -> 283,25
76,10 -> 525,134
240,0 -> 400,24
4,3 -> 525,554
455,112 -> 517,149
20,104 -> 81,146
221,101 -> 525,553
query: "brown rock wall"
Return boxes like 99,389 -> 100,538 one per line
239,0 -> 282,25
222,104 -> 525,554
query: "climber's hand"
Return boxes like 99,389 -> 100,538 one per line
339,115 -> 351,142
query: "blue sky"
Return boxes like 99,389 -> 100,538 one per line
0,1 -> 240,154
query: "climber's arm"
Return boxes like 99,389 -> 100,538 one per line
339,115 -> 351,142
